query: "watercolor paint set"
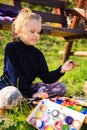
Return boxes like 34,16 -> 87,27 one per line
55,97 -> 87,124
26,98 -> 87,130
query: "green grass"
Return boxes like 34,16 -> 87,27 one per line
1,0 -> 87,129
0,99 -> 37,130
0,30 -> 87,129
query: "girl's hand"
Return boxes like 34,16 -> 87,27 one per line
84,81 -> 87,94
61,60 -> 78,73
32,92 -> 48,99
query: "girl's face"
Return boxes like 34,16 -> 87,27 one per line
20,19 -> 41,46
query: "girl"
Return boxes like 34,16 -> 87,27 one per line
1,8 -> 78,99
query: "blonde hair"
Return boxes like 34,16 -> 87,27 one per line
12,8 -> 42,41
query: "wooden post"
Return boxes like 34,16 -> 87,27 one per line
53,8 -> 62,27
53,0 -> 67,27
13,0 -> 22,10
62,0 -> 84,63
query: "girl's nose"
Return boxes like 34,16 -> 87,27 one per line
34,32 -> 38,37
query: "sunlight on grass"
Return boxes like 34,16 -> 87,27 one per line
0,29 -> 87,130
0,98 -> 36,130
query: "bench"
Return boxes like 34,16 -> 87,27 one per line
0,0 -> 87,63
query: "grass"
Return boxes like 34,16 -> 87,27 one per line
1,0 -> 87,129
0,30 -> 87,129
0,98 -> 37,130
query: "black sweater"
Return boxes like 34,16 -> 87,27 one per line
4,40 -> 64,96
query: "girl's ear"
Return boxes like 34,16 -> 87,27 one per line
17,28 -> 21,34
16,28 -> 23,37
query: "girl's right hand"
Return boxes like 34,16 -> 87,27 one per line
32,92 -> 48,99
61,60 -> 78,73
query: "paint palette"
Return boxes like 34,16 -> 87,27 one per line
26,99 -> 86,130
56,97 -> 87,124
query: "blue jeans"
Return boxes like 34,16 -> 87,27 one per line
0,72 -> 12,90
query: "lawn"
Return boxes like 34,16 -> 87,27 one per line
0,0 -> 87,129
0,30 -> 87,129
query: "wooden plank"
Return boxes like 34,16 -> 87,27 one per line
0,3 -> 67,25
65,8 -> 81,16
19,0 -> 65,9
0,20 -> 12,25
0,24 -> 11,31
59,51 -> 87,57
0,21 -> 87,39
0,21 -> 12,31
33,10 -> 67,25
74,8 -> 87,20
65,8 -> 87,20
42,25 -> 87,39
0,3 -> 19,11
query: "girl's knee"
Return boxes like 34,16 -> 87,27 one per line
56,82 -> 66,96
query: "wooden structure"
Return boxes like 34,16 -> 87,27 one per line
62,0 -> 87,63
0,0 -> 87,63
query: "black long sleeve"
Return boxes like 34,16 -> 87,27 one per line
4,40 -> 65,95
